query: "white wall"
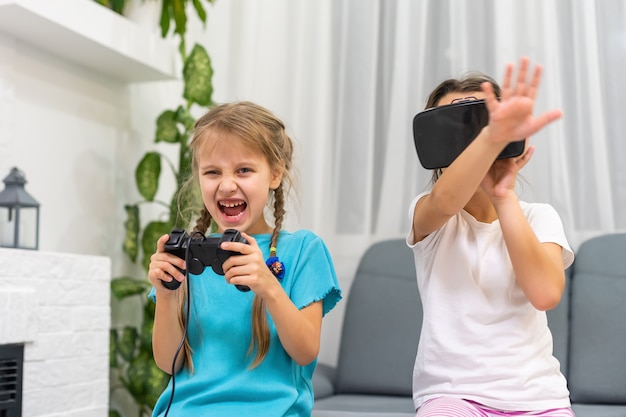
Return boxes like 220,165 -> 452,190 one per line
0,248 -> 111,417
0,35 -> 124,254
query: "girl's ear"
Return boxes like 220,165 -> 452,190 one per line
270,166 -> 284,190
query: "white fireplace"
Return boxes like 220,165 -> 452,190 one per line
0,248 -> 111,416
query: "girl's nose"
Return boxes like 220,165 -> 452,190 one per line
218,177 -> 237,194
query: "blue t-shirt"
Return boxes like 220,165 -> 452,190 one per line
149,229 -> 342,417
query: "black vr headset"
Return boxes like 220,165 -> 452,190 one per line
412,99 -> 525,170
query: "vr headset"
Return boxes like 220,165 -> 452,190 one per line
412,99 -> 525,170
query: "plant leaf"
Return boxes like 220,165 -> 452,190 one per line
183,44 -> 214,106
125,352 -> 150,405
110,0 -> 125,14
141,221 -> 171,271
192,0 -> 207,23
109,329 -> 119,368
172,0 -> 187,35
175,105 -> 196,131
178,37 -> 187,62
146,357 -> 170,408
155,110 -> 179,143
119,326 -> 139,363
139,301 -> 156,350
136,152 -> 161,201
123,204 -> 140,262
111,276 -> 151,300
159,0 -> 172,38
125,352 -> 169,408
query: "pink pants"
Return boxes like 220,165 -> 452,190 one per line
416,397 -> 576,417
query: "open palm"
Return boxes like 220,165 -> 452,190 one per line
482,57 -> 562,146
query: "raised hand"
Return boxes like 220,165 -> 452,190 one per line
483,57 -> 562,146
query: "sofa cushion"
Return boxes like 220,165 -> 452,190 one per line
567,233 -> 626,403
334,239 -> 422,397
313,363 -> 336,400
314,394 -> 415,414
571,403 -> 626,417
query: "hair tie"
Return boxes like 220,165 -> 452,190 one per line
266,246 -> 285,280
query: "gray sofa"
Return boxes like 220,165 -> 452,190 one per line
312,233 -> 626,417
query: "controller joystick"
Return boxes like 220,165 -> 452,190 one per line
163,228 -> 250,292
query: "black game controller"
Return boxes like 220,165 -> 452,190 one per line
162,228 -> 250,292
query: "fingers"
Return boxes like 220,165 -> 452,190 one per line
500,63 -> 514,100
501,57 -> 543,101
151,262 -> 184,286
515,145 -> 535,170
149,234 -> 186,288
513,57 -> 530,96
149,251 -> 185,279
220,232 -> 257,254
220,234 -> 280,293
527,65 -> 542,100
239,232 -> 256,250
532,108 -> 563,133
482,81 -> 500,114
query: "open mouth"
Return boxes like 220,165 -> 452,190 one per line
219,200 -> 247,218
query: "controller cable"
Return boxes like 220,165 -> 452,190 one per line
162,265 -> 191,417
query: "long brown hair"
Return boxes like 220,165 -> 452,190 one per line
425,72 -> 501,184
177,101 -> 294,369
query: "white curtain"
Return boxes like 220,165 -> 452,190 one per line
192,0 -> 626,364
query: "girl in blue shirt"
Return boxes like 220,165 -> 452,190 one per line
147,101 -> 342,417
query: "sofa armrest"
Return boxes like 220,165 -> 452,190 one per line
313,362 -> 337,400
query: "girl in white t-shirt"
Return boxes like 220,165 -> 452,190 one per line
408,58 -> 575,416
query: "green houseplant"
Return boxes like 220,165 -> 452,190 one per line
97,1 -> 216,416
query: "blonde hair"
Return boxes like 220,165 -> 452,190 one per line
177,101 -> 294,369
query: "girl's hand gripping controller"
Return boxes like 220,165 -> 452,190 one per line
162,228 -> 250,292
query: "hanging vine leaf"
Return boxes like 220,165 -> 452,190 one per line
123,204 -> 140,262
159,0 -> 172,38
176,105 -> 196,131
110,329 -> 119,368
123,352 -> 151,406
183,44 -> 214,106
140,301 -> 157,350
136,152 -> 161,201
155,110 -> 179,143
124,351 -> 169,409
111,276 -> 151,300
93,0 -> 125,14
119,326 -> 139,363
146,361 -> 170,408
141,221 -> 171,271
192,0 -> 207,23
172,0 -> 187,35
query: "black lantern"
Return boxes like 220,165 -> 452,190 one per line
0,167 -> 40,250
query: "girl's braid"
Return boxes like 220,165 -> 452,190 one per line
249,180 -> 287,368
194,208 -> 212,234
270,184 -> 286,252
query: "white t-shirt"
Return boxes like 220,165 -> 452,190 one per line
407,193 -> 574,411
